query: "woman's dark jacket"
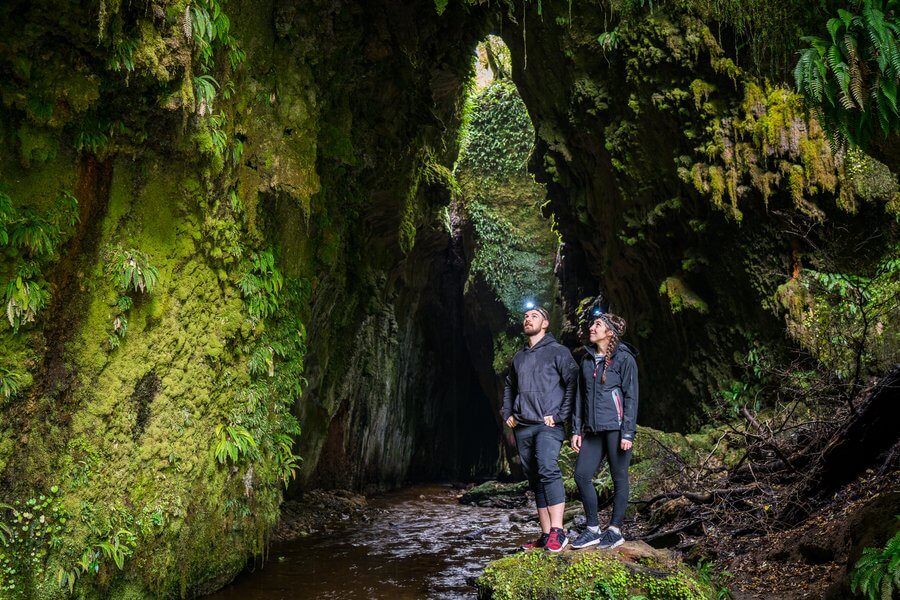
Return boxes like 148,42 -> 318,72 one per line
572,343 -> 639,440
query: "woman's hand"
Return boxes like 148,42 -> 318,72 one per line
506,416 -> 518,428
620,439 -> 633,451
571,434 -> 582,453
543,415 -> 555,427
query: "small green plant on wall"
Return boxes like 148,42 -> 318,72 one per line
239,249 -> 283,320
1,190 -> 79,333
214,424 -> 258,464
103,246 -> 159,349
0,487 -> 67,597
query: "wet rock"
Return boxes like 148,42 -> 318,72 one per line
465,526 -> 494,540
273,490 -> 370,542
460,480 -> 529,508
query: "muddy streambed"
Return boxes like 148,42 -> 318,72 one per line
207,484 -> 534,599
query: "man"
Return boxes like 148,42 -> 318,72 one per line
502,303 -> 579,552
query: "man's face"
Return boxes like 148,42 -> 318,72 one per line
589,318 -> 613,344
523,310 -> 546,335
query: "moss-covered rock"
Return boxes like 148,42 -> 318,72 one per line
476,543 -> 717,600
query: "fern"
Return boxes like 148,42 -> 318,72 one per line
597,28 -> 621,51
239,249 -> 283,319
0,503 -> 13,545
193,73 -> 219,113
214,424 -> 258,464
106,247 -> 159,294
0,365 -> 28,401
0,192 -> 14,246
273,432 -> 301,489
795,0 -> 900,147
851,523 -> 900,600
5,275 -> 50,331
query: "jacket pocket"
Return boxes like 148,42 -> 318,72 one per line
514,391 -> 545,423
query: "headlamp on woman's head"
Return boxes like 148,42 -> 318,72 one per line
594,312 -> 623,336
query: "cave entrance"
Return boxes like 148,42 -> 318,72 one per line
450,35 -> 563,478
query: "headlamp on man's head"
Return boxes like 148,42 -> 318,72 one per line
523,299 -> 550,321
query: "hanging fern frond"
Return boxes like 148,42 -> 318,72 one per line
795,0 -> 900,147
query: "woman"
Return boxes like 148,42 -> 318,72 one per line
570,311 -> 638,550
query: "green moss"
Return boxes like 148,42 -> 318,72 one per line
659,276 -> 709,314
477,549 -> 715,600
688,79 -> 715,111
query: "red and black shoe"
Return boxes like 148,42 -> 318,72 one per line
544,527 -> 569,552
519,532 -> 550,551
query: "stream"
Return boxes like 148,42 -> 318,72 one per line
207,484 -> 533,599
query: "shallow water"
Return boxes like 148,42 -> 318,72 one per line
207,484 -> 533,599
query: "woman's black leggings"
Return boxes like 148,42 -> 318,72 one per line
574,430 -> 632,527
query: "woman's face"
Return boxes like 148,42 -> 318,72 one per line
589,318 -> 613,345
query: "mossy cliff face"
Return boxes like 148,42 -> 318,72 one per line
495,0 -> 899,429
455,43 -> 561,471
0,0 -> 495,596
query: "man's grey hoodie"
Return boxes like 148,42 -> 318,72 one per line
501,333 -> 579,426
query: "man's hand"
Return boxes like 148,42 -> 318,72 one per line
571,434 -> 582,453
506,416 -> 518,428
543,415 -> 555,427
620,439 -> 633,451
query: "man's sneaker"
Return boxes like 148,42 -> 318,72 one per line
598,527 -> 624,549
571,528 -> 602,549
544,527 -> 569,552
519,532 -> 550,550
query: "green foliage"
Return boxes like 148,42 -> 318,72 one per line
239,249 -> 284,320
192,0 -> 244,67
695,559 -> 734,600
851,521 -> 900,600
1,190 -> 78,331
108,38 -> 137,72
106,247 -> 159,294
214,424 -> 258,464
477,549 -> 717,600
457,79 -> 534,178
0,364 -> 28,402
4,274 -> 50,333
193,74 -> 219,112
467,201 -> 555,320
189,0 -> 245,111
0,487 -> 67,597
597,28 -> 621,51
273,433 -> 301,489
795,0 -> 900,148
102,247 -> 157,348
57,503 -> 138,594
659,276 -> 709,315
776,245 -> 900,383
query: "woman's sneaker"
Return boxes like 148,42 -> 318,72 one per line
519,532 -> 550,550
544,527 -> 569,552
598,527 -> 624,549
571,528 -> 602,549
